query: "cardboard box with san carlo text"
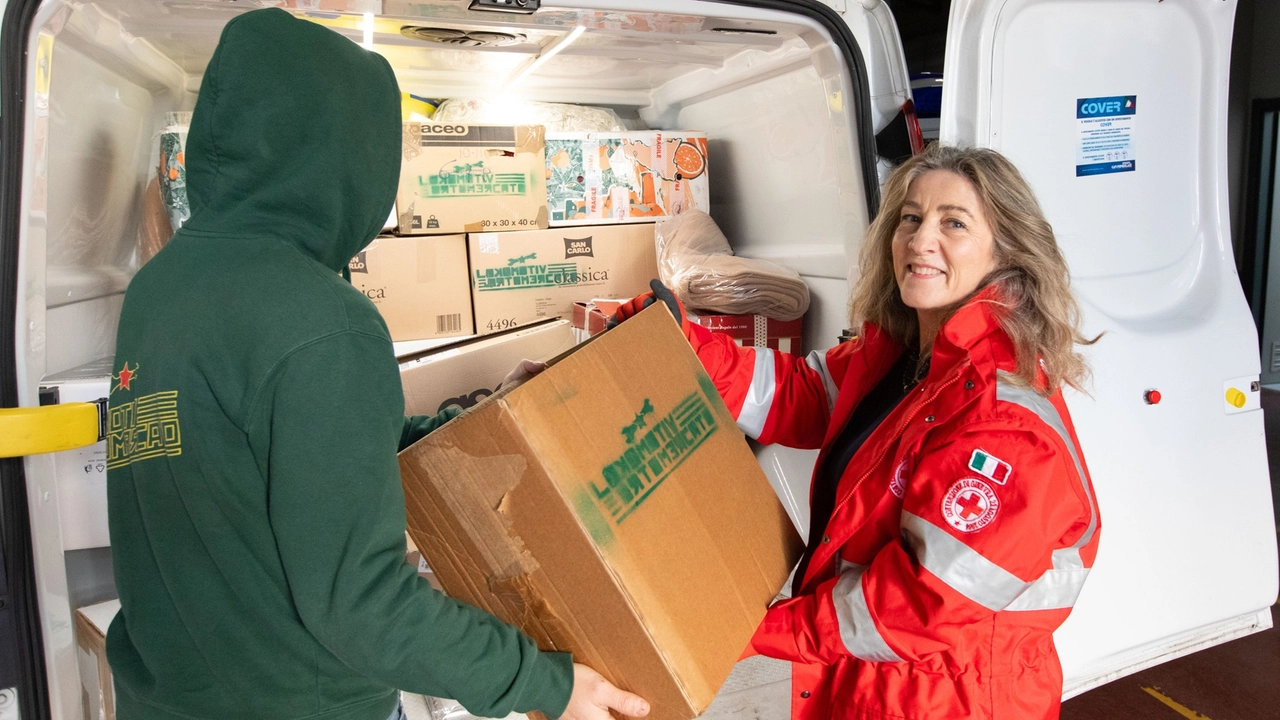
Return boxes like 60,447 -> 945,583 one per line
347,234 -> 473,343
398,304 -> 802,720
396,123 -> 548,235
468,223 -> 657,334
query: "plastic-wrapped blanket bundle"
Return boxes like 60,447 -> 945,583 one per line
655,211 -> 810,321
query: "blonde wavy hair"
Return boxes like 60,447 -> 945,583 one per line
849,144 -> 1096,393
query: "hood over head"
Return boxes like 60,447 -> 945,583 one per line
182,8 -> 400,272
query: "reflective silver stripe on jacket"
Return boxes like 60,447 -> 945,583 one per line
833,561 -> 904,662
902,513 -> 1089,612
805,350 -> 838,414
736,347 -> 776,439
1004,567 -> 1090,611
902,512 -> 1026,611
994,371 -> 1098,571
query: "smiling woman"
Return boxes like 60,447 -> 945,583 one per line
890,169 -> 997,353
852,144 -> 1099,392
611,143 -> 1105,719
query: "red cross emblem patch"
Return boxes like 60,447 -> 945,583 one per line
941,478 -> 1000,533
889,460 -> 908,499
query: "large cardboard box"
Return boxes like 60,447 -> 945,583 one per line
75,599 -> 120,720
348,234 -> 473,342
397,123 -> 548,235
546,132 -> 709,226
468,224 -> 657,334
399,319 -> 576,416
399,305 -> 802,720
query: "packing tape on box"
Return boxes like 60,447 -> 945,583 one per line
403,455 -> 576,655
404,444 -> 538,582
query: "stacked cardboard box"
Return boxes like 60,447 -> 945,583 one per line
396,123 -> 548,235
399,319 -> 576,416
75,599 -> 120,720
467,224 -> 657,334
546,132 -> 709,226
569,299 -> 622,343
348,234 -> 473,343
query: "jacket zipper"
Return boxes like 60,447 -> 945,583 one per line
802,362 -> 971,590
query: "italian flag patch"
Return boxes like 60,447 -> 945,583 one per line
969,449 -> 1012,485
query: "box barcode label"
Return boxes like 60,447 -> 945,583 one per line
437,314 -> 462,334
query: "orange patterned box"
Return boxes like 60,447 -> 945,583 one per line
546,132 -> 709,226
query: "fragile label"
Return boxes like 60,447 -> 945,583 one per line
1076,95 -> 1136,177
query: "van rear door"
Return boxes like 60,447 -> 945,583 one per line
940,0 -> 1277,697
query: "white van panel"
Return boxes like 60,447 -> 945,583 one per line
941,0 -> 1277,697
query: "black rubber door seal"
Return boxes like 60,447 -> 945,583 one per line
0,0 -> 53,716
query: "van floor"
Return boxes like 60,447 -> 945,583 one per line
1059,389 -> 1280,720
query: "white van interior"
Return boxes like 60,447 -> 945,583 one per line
7,1 -> 911,717
2,0 -> 1276,718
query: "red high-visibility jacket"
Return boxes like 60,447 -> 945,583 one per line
686,292 -> 1100,720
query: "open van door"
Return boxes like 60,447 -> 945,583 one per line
940,0 -> 1278,697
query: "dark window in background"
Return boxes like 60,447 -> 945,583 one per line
885,0 -> 950,75
886,0 -> 950,141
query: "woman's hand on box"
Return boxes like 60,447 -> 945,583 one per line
558,664 -> 649,720
607,279 -> 688,332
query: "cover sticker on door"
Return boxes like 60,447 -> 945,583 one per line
1076,95 -> 1136,177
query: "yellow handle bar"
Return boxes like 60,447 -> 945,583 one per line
0,401 -> 106,458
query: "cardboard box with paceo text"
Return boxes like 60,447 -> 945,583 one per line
468,224 -> 657,334
397,123 -> 548,235
399,318 -> 576,415
348,235 -> 473,342
399,305 -> 803,720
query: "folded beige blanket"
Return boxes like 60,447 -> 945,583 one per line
656,211 -> 810,321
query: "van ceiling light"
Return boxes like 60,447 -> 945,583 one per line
504,25 -> 585,90
399,26 -> 527,47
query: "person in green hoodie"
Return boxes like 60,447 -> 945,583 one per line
106,9 -> 648,720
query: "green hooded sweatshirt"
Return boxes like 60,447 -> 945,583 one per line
106,9 -> 572,720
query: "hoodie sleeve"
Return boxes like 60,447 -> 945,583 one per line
401,407 -> 462,451
261,330 -> 572,718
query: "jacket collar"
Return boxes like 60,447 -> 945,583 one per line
858,284 -> 1006,366
928,284 -> 1008,373
824,285 -> 1010,447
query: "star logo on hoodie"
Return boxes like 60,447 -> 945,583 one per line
112,362 -> 138,394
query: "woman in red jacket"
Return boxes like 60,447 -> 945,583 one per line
613,145 -> 1100,719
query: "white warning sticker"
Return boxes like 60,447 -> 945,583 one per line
1076,95 -> 1136,177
